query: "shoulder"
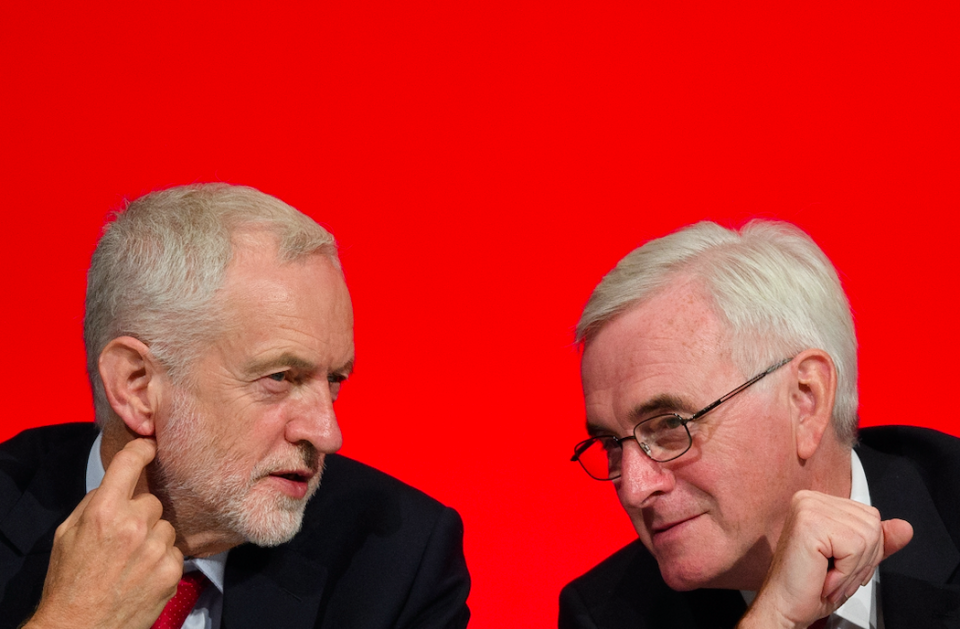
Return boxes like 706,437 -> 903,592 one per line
856,425 -> 960,572
562,539 -> 658,597
310,454 -> 457,532
0,423 -> 97,509
1,422 -> 98,461
320,454 -> 451,509
560,541 -> 748,629
857,425 -> 960,467
856,425 -> 960,505
293,451 -> 465,560
559,540 -> 664,628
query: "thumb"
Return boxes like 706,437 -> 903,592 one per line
881,518 -> 913,559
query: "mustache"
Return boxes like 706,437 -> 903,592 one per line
252,442 -> 322,479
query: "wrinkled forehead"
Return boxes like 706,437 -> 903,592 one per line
580,281 -> 742,424
202,234 -> 353,350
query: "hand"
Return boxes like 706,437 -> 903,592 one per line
739,490 -> 913,629
25,439 -> 183,629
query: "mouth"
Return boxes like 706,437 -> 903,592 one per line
273,470 -> 312,482
266,469 -> 317,499
651,514 -> 702,538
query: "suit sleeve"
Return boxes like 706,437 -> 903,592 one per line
395,506 -> 471,629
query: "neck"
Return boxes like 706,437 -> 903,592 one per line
722,435 -> 854,592
806,433 -> 853,498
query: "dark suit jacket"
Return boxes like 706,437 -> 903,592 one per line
559,426 -> 960,629
0,423 -> 471,629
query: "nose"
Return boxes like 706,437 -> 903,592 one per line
615,440 -> 675,509
284,381 -> 344,455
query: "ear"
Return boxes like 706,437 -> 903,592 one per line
789,349 -> 837,461
98,337 -> 164,437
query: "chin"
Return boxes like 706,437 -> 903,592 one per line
658,561 -> 720,592
658,552 -> 762,592
231,486 -> 312,547
653,543 -> 737,592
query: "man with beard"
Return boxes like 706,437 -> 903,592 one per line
0,184 -> 471,629
561,220 -> 960,628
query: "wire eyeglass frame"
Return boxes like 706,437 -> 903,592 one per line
571,356 -> 795,481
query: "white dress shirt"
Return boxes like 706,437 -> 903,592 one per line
86,433 -> 227,629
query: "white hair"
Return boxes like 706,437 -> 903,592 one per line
577,220 -> 859,445
84,183 -> 339,427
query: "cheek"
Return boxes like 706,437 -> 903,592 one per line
705,452 -> 795,540
217,406 -> 293,462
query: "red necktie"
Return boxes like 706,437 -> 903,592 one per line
151,571 -> 211,629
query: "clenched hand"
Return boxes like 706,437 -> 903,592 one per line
739,490 -> 913,629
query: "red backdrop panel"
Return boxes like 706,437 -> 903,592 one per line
1,3 -> 957,627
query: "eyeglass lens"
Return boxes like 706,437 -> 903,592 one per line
577,415 -> 691,479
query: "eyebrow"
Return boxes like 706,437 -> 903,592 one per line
626,393 -> 697,423
585,393 -> 697,437
244,354 -> 356,378
335,358 -> 356,377
243,353 -> 319,377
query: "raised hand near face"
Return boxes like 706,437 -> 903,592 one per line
738,490 -> 913,629
25,438 -> 183,629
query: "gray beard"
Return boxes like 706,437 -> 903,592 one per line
148,392 -> 320,549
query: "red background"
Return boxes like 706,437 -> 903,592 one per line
2,3 -> 958,627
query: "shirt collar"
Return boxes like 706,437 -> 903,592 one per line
834,449 -> 877,629
86,432 -> 228,593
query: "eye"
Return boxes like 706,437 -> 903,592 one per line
599,436 -> 620,452
260,371 -> 295,394
328,373 -> 347,400
661,415 -> 686,430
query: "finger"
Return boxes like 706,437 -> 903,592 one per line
130,493 -> 163,524
151,517 -> 179,550
881,518 -> 913,558
844,565 -> 872,598
98,438 -> 157,501
859,563 -> 875,587
827,560 -> 874,599
819,510 -> 884,599
169,543 -> 185,568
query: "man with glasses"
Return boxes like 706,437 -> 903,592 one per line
560,220 -> 960,629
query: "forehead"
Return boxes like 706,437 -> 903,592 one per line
581,280 -> 734,424
221,231 -> 350,310
208,232 -> 354,361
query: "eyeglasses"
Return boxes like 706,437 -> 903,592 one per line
571,357 -> 794,481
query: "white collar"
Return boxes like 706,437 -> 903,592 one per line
834,449 -> 877,629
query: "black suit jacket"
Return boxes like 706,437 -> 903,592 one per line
559,426 -> 960,629
0,423 -> 471,629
